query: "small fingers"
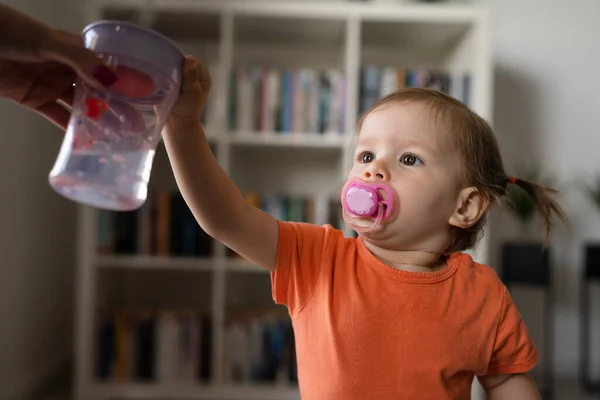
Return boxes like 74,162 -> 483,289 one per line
181,55 -> 211,93
196,59 -> 212,94
182,55 -> 200,85
168,55 -> 211,121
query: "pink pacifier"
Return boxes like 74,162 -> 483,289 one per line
342,180 -> 395,232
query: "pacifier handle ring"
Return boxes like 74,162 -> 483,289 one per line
362,202 -> 384,232
374,185 -> 394,220
344,201 -> 384,233
346,181 -> 394,220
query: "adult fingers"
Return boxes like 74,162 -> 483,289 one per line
42,29 -> 118,89
35,102 -> 71,130
17,63 -> 74,109
58,85 -> 75,108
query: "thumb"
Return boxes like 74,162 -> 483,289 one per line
43,30 -> 118,88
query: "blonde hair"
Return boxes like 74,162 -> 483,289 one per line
356,88 -> 567,253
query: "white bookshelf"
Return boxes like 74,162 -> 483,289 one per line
75,1 -> 493,399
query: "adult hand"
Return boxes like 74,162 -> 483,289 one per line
0,4 -> 118,129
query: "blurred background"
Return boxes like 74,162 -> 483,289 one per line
0,0 -> 599,399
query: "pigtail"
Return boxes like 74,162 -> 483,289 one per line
506,176 -> 569,241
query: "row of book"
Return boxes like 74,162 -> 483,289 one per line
95,309 -> 298,385
224,65 -> 471,136
242,192 -> 342,229
223,311 -> 297,384
96,309 -> 212,382
97,190 -> 214,257
228,192 -> 345,257
97,190 -> 344,256
359,66 -> 471,115
228,67 -> 346,135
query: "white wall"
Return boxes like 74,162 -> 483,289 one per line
483,0 -> 600,379
0,0 -> 83,397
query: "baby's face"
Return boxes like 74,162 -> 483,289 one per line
346,102 -> 467,250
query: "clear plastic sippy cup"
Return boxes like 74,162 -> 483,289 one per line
48,20 -> 185,211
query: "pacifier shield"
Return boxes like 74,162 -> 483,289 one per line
342,180 -> 395,221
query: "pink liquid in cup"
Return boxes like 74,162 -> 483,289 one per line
110,65 -> 157,99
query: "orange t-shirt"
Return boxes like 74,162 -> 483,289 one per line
271,221 -> 538,400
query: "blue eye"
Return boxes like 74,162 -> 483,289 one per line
400,153 -> 422,166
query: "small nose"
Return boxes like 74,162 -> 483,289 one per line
363,162 -> 388,181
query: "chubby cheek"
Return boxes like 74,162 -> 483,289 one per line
396,180 -> 445,208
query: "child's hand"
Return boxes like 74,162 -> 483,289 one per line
167,55 -> 212,124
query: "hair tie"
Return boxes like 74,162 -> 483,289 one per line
507,176 -> 517,184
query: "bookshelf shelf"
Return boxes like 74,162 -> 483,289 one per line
96,255 -> 270,274
361,19 -> 471,62
76,1 -> 492,400
118,0 -> 487,23
225,259 -> 267,273
225,272 -> 276,310
96,255 -> 216,271
233,14 -> 346,49
227,131 -> 348,149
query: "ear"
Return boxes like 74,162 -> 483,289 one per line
448,186 -> 489,229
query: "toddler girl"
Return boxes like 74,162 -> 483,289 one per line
162,56 -> 566,400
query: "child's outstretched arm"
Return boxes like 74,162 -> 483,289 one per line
162,55 -> 279,271
479,373 -> 541,400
